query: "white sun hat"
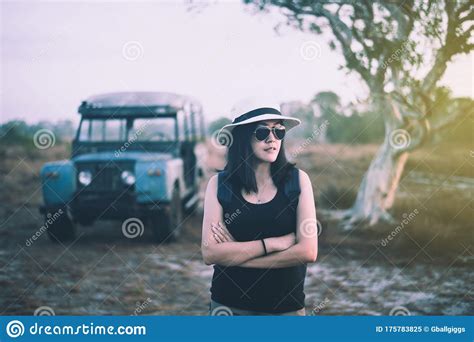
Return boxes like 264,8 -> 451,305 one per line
218,97 -> 301,137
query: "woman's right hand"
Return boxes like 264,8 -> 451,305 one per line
211,221 -> 236,243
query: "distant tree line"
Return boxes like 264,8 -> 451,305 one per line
0,120 -> 76,147
207,91 -> 472,146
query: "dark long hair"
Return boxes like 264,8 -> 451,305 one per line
218,120 -> 296,194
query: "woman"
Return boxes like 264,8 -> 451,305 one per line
201,100 -> 318,316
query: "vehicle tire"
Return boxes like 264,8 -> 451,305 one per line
150,186 -> 183,243
46,211 -> 76,243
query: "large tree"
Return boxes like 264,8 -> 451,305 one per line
245,0 -> 473,227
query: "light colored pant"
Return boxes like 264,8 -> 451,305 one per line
209,299 -> 306,316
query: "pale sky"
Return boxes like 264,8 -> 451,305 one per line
1,0 -> 472,125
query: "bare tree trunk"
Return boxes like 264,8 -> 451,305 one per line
330,97 -> 428,229
342,130 -> 409,228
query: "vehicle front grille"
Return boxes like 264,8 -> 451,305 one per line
76,161 -> 135,192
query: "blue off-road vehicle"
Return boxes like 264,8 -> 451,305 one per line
40,92 -> 205,243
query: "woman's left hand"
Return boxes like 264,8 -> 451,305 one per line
211,221 -> 236,243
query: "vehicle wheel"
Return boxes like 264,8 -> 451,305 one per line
46,211 -> 76,243
150,187 -> 183,243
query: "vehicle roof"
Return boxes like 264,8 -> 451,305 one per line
78,91 -> 202,117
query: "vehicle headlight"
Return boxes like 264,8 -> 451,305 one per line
147,168 -> 162,176
78,170 -> 92,186
121,170 -> 136,185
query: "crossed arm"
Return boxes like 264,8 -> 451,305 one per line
201,170 -> 318,269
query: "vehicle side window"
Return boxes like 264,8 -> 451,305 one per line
131,118 -> 175,141
104,120 -> 125,141
78,119 -> 125,141
177,111 -> 187,141
90,120 -> 104,141
78,120 -> 91,141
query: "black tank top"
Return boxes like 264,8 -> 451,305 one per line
210,176 -> 307,313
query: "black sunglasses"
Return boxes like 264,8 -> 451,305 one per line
253,126 -> 286,141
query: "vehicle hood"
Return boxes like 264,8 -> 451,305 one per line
73,151 -> 174,163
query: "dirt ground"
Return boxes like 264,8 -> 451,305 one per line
0,141 -> 472,315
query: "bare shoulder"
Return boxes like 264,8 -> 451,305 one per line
296,169 -> 316,208
297,168 -> 312,187
203,173 -> 224,216
208,173 -> 218,186
206,174 -> 219,195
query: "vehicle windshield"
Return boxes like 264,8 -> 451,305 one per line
77,118 -> 176,142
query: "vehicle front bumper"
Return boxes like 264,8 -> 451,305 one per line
69,192 -> 170,220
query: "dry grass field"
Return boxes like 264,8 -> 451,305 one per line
0,139 -> 472,315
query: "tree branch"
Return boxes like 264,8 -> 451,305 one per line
428,99 -> 473,131
422,0 -> 474,92
271,0 -> 374,85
